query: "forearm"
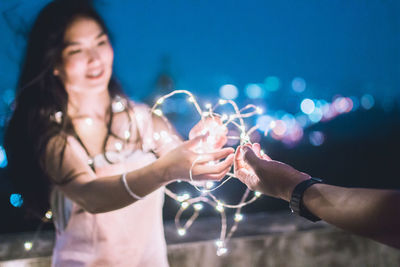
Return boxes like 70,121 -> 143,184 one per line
302,184 -> 400,248
76,160 -> 168,213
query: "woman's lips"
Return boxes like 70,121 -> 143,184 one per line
86,69 -> 104,79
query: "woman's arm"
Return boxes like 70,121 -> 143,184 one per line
46,134 -> 234,214
234,144 -> 400,249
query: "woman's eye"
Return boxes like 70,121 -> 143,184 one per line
98,40 -> 107,46
68,49 -> 82,55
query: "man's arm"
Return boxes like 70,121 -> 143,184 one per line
234,144 -> 400,249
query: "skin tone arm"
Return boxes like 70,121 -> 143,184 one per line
45,113 -> 234,214
234,143 -> 400,249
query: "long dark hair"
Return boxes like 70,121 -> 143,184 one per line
4,0 -> 123,218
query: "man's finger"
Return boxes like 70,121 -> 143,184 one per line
243,146 -> 261,167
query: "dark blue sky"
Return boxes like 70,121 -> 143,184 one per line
1,0 -> 399,103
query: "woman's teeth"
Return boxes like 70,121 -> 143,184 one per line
87,70 -> 103,78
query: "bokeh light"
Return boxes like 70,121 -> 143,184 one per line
264,76 -> 280,92
256,115 -> 273,132
309,108 -> 323,123
291,77 -> 306,93
245,83 -> 265,99
10,193 -> 23,208
272,120 -> 287,136
0,145 -> 7,168
309,131 -> 325,146
361,94 -> 375,110
219,84 -> 239,100
300,98 -> 315,114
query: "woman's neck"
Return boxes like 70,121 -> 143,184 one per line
67,89 -> 111,121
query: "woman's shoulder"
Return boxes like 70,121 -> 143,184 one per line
46,132 -> 88,159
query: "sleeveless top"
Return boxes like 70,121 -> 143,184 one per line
50,103 -> 171,267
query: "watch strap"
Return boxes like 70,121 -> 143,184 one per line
289,177 -> 323,222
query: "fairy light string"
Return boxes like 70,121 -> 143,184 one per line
15,90 -> 369,254
151,90 -> 263,256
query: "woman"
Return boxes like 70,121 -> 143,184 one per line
4,1 -> 233,266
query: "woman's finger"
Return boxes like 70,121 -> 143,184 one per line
196,166 -> 232,181
196,147 -> 234,163
194,154 -> 234,174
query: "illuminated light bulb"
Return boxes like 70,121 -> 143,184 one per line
240,133 -> 250,142
254,191 -> 262,197
177,193 -> 190,202
216,247 -> 228,256
188,96 -> 195,102
124,131 -> 131,139
202,111 -> 209,117
45,210 -> 53,220
87,158 -> 94,166
215,239 -> 224,247
54,111 -> 63,124
221,114 -> 228,122
194,203 -> 203,211
153,109 -> 163,116
205,103 -> 212,109
207,136 -> 216,144
24,241 -> 33,251
115,142 -> 123,151
229,115 -> 235,121
112,101 -> 125,113
260,150 -> 265,156
177,228 -> 186,236
219,99 -> 227,105
256,107 -> 263,114
156,98 -> 164,104
200,129 -> 208,136
234,213 -> 243,222
153,132 -> 160,141
181,202 -> 189,209
216,203 -> 224,212
206,181 -> 215,189
160,131 -> 169,139
207,161 -> 217,166
177,180 -> 182,183
85,118 -> 93,126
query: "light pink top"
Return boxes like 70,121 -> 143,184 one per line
50,104 -> 171,267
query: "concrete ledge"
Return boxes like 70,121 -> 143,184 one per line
1,212 -> 399,267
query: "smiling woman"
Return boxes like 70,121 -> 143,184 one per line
3,0 -> 234,266
55,17 -> 114,93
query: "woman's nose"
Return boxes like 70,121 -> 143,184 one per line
87,48 -> 100,63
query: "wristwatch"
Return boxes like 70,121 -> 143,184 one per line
289,177 -> 323,222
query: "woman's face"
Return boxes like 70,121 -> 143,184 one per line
55,16 -> 114,93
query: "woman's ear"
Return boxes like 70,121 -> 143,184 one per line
53,68 -> 60,76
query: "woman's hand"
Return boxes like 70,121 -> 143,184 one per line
189,117 -> 228,152
234,143 -> 309,200
157,134 -> 234,182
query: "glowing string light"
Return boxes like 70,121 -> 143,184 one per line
151,90 -> 264,255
